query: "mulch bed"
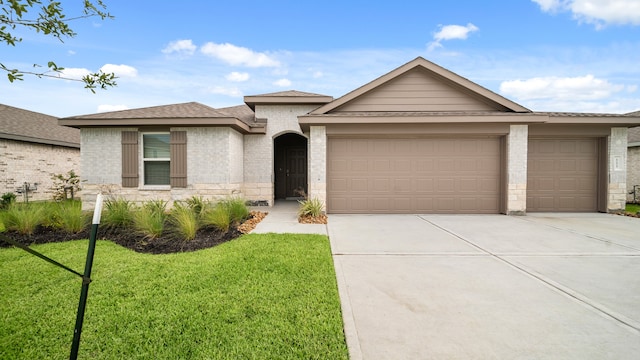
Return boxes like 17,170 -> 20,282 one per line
298,214 -> 328,224
0,211 -> 267,255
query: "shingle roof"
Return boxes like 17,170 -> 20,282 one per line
63,102 -> 231,120
0,104 -> 79,147
59,102 -> 266,133
248,90 -> 331,98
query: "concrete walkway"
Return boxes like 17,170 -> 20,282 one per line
329,213 -> 640,360
250,200 -> 327,235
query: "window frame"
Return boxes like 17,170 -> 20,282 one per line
141,132 -> 171,187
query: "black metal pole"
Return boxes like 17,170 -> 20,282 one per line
70,194 -> 103,360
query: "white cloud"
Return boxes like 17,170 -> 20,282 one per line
208,86 -> 243,97
200,42 -> 280,67
531,0 -> 561,12
499,74 -> 625,101
532,0 -> 640,27
59,67 -> 91,80
97,104 -> 129,113
312,71 -> 324,78
226,71 -> 250,82
162,39 -> 197,55
273,78 -> 292,87
67,50 -> 76,56
100,64 -> 138,78
428,23 -> 479,51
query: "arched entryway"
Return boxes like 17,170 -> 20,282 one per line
274,133 -> 308,199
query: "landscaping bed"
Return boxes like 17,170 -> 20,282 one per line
0,210 -> 267,254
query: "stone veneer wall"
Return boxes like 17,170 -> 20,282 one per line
0,138 -> 80,202
608,127 -> 627,212
628,146 -> 640,203
506,125 -> 528,215
80,127 -> 244,210
308,126 -> 327,209
243,104 -> 318,205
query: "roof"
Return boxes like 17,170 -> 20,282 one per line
244,90 -> 333,110
0,104 -> 79,148
310,57 -> 531,115
59,102 -> 266,134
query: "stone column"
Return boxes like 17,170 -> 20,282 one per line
308,126 -> 327,210
506,125 -> 528,215
608,127 -> 627,212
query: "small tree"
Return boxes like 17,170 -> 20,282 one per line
51,170 -> 81,201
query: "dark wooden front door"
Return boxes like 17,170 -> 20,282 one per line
285,147 -> 307,198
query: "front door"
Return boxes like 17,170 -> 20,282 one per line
285,147 -> 307,198
274,133 -> 308,199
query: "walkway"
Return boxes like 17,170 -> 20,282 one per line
250,200 -> 327,235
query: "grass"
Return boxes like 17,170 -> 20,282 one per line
50,201 -> 90,233
0,234 -> 348,359
298,197 -> 325,218
132,201 -> 166,239
626,203 -> 640,213
1,203 -> 47,235
102,198 -> 134,229
168,203 -> 200,240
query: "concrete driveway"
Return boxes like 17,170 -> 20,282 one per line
327,213 -> 640,360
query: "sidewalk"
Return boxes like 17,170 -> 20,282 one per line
250,200 -> 327,235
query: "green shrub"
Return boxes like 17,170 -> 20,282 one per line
184,195 -> 207,218
168,203 -> 199,241
298,197 -> 325,218
102,197 -> 134,228
222,197 -> 249,225
2,203 -> 46,235
0,192 -> 16,210
48,201 -> 89,234
202,203 -> 231,232
133,201 -> 166,240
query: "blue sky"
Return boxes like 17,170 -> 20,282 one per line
2,0 -> 640,117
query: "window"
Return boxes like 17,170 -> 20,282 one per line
143,133 -> 170,185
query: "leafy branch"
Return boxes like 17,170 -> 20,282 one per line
0,0 -> 116,91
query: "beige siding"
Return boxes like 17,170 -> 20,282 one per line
335,68 -> 497,112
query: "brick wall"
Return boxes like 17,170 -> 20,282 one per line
627,146 -> 640,203
243,104 -> 318,205
79,127 -> 244,210
0,138 -> 80,202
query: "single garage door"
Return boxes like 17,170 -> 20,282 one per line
527,138 -> 600,212
327,137 -> 502,214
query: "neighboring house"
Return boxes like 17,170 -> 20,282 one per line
60,57 -> 640,214
1,104 -> 80,202
627,116 -> 640,203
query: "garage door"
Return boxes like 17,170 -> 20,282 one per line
327,137 -> 502,214
527,138 -> 599,212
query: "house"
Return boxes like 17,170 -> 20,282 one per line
627,117 -> 640,203
59,57 -> 640,214
1,104 -> 80,202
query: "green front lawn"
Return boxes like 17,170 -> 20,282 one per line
0,234 -> 348,359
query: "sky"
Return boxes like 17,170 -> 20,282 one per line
2,0 -> 640,118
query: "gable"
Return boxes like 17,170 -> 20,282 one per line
333,67 -> 501,112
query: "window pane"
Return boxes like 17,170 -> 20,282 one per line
143,134 -> 170,158
144,161 -> 170,185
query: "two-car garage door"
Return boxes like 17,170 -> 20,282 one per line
327,137 -> 502,214
326,136 -> 602,214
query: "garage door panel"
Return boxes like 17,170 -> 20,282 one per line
328,137 -> 502,213
527,138 -> 599,212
